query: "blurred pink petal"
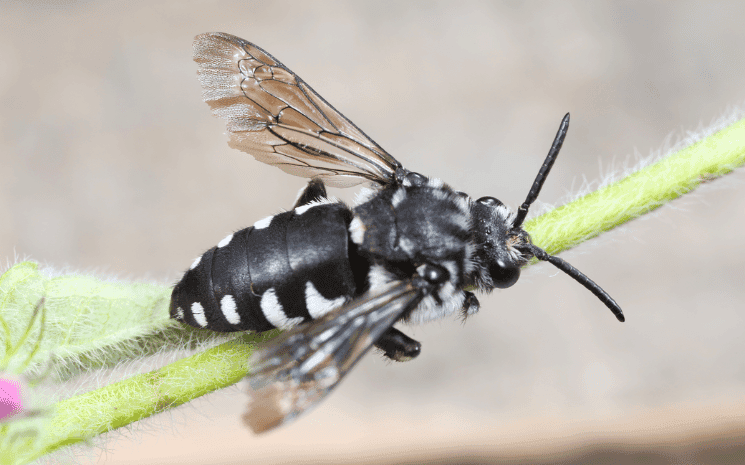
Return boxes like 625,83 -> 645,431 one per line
0,378 -> 23,420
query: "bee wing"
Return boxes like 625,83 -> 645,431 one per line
243,280 -> 422,434
194,32 -> 402,188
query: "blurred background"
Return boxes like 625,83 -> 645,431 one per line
2,1 -> 745,464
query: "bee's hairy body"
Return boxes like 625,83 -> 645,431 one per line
170,175 -> 514,350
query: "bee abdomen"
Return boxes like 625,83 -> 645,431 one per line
170,202 -> 358,332
170,227 -> 271,332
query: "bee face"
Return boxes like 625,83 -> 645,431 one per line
469,196 -> 531,290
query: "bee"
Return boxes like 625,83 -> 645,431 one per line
170,32 -> 625,433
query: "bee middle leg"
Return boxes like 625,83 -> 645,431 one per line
293,178 -> 328,208
375,327 -> 421,362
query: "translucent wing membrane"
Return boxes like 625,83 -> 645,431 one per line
243,281 -> 422,433
194,32 -> 402,187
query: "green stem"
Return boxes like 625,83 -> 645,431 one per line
21,332 -> 276,464
525,116 -> 745,254
3,116 -> 745,465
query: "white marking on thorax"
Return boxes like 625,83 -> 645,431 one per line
190,256 -> 201,270
354,186 -> 378,206
463,241 -> 477,275
426,177 -> 444,188
305,281 -> 346,319
190,302 -> 208,327
440,261 -> 460,284
349,216 -> 365,245
260,288 -> 303,329
217,233 -> 233,248
253,215 -> 274,229
397,236 -> 416,256
454,193 -> 472,216
220,294 -> 240,324
367,264 -> 396,290
391,187 -> 406,207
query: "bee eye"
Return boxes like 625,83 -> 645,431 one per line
477,196 -> 503,207
489,260 -> 520,289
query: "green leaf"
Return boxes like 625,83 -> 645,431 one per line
0,262 -> 173,377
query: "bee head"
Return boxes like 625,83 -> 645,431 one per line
469,196 -> 531,290
466,113 -> 624,321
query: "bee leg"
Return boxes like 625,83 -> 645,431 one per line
293,178 -> 328,208
375,327 -> 421,362
460,291 -> 480,320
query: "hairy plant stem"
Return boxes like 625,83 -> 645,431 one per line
2,116 -> 744,465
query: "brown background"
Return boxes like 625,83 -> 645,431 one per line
2,1 -> 745,464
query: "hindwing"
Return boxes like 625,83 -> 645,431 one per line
244,280 -> 423,433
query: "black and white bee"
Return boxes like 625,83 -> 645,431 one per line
170,32 -> 625,433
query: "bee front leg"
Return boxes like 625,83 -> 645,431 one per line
461,291 -> 480,320
293,179 -> 328,208
375,327 -> 421,362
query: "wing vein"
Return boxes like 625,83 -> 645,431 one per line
193,32 -> 403,188
268,126 -> 377,174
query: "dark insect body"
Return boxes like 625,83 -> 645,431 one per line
170,32 -> 625,433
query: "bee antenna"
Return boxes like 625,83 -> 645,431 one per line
527,243 -> 625,322
513,113 -> 570,228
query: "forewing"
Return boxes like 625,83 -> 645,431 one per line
243,281 -> 422,433
194,32 -> 402,188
